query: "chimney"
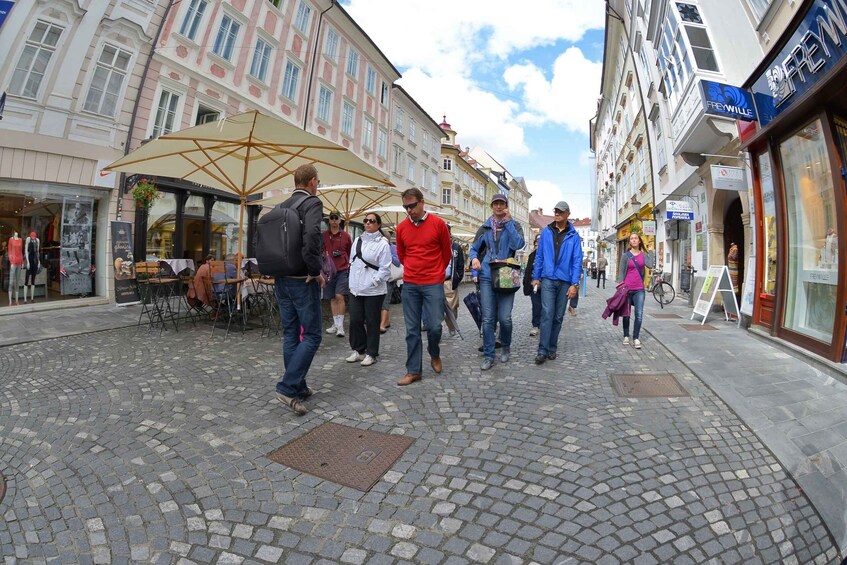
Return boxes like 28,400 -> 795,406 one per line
537,207 -> 543,215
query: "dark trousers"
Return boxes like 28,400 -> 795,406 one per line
597,270 -> 606,288
349,293 -> 385,357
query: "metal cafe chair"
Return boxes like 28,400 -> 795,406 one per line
207,260 -> 246,339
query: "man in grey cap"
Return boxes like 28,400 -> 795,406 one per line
530,200 -> 583,364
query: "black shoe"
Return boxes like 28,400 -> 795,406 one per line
534,354 -> 546,365
547,352 -> 557,360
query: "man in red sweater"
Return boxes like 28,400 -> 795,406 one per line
396,188 -> 452,385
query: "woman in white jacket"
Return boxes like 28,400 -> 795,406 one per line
345,213 -> 392,366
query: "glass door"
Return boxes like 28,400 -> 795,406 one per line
778,119 -> 839,344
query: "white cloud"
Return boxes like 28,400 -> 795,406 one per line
504,47 -> 602,133
343,1 -> 606,77
527,178 -> 593,220
399,68 -> 528,159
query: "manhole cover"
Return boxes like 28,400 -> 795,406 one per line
679,324 -> 717,331
267,422 -> 414,491
610,373 -> 689,398
651,313 -> 682,318
0,474 -> 5,504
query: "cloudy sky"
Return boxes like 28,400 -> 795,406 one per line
343,0 -> 607,219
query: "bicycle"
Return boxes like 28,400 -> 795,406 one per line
649,269 -> 675,308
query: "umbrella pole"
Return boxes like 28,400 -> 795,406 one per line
236,196 -> 246,310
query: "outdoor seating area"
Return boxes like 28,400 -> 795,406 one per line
133,258 -> 280,340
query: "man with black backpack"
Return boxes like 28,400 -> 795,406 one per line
256,164 -> 325,416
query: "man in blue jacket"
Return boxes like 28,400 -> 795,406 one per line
530,200 -> 583,364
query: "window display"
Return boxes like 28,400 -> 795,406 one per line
758,151 -> 778,295
779,119 -> 838,342
0,181 -> 104,304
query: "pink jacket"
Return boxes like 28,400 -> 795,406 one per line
602,283 -> 631,326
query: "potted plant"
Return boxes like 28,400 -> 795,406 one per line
131,178 -> 160,210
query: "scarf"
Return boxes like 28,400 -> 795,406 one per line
489,215 -> 507,242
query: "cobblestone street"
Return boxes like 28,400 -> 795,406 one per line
0,290 -> 840,564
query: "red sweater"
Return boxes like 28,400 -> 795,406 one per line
396,213 -> 452,285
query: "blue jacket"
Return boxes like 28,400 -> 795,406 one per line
532,221 -> 583,283
469,219 -> 525,281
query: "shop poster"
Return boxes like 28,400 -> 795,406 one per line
110,221 -> 140,305
60,198 -> 93,295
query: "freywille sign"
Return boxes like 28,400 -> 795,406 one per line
0,1 -> 14,32
110,221 -> 140,305
751,0 -> 847,125
700,80 -> 756,121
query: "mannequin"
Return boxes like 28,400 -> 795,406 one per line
24,232 -> 41,303
7,232 -> 23,306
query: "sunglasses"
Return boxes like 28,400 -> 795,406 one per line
363,218 -> 379,224
329,216 -> 340,220
402,201 -> 420,211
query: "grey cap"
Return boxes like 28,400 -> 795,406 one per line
491,193 -> 508,205
554,201 -> 570,212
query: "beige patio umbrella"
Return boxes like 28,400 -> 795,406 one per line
249,185 -> 404,223
104,110 -> 393,264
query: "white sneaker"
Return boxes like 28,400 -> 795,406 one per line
633,339 -> 642,349
336,327 -> 345,337
346,351 -> 364,363
361,355 -> 376,366
623,337 -> 629,346
326,325 -> 337,334
530,327 -> 539,336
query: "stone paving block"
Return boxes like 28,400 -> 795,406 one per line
0,294 -> 838,563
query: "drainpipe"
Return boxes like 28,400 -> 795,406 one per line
303,1 -> 336,130
118,0 -> 175,222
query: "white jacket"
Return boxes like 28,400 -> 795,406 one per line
348,231 -> 391,296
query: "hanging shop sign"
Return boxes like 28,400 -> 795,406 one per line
750,0 -> 847,125
0,2 -> 14,31
710,165 -> 748,191
700,80 -> 757,121
641,220 -> 656,236
666,200 -> 694,221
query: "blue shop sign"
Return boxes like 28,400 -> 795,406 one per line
667,211 -> 695,221
0,1 -> 15,31
700,80 -> 757,121
750,0 -> 847,126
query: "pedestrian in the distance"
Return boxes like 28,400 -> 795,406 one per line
469,193 -> 525,370
380,231 -> 401,334
274,164 -> 325,415
596,253 -> 608,289
323,211 -> 352,337
345,213 -> 391,367
531,201 -> 582,365
443,224 -> 465,337
523,233 -> 541,337
617,232 -> 654,350
395,188 -> 452,386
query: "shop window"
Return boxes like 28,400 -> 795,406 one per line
1,183 -> 104,302
182,196 -> 207,264
146,191 -> 177,259
757,151 -> 777,295
211,200 -> 245,259
778,119 -> 838,343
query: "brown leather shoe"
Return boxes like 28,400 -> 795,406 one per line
397,373 -> 421,386
431,357 -> 442,374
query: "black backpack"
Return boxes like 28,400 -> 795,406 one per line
255,194 -> 313,276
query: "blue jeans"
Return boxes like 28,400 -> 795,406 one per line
275,277 -> 322,398
530,290 -> 542,328
538,278 -> 571,356
480,282 -> 515,359
622,289 -> 645,340
402,282 -> 444,374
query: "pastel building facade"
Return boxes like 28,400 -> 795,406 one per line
389,84 -> 442,205
0,0 -> 169,310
